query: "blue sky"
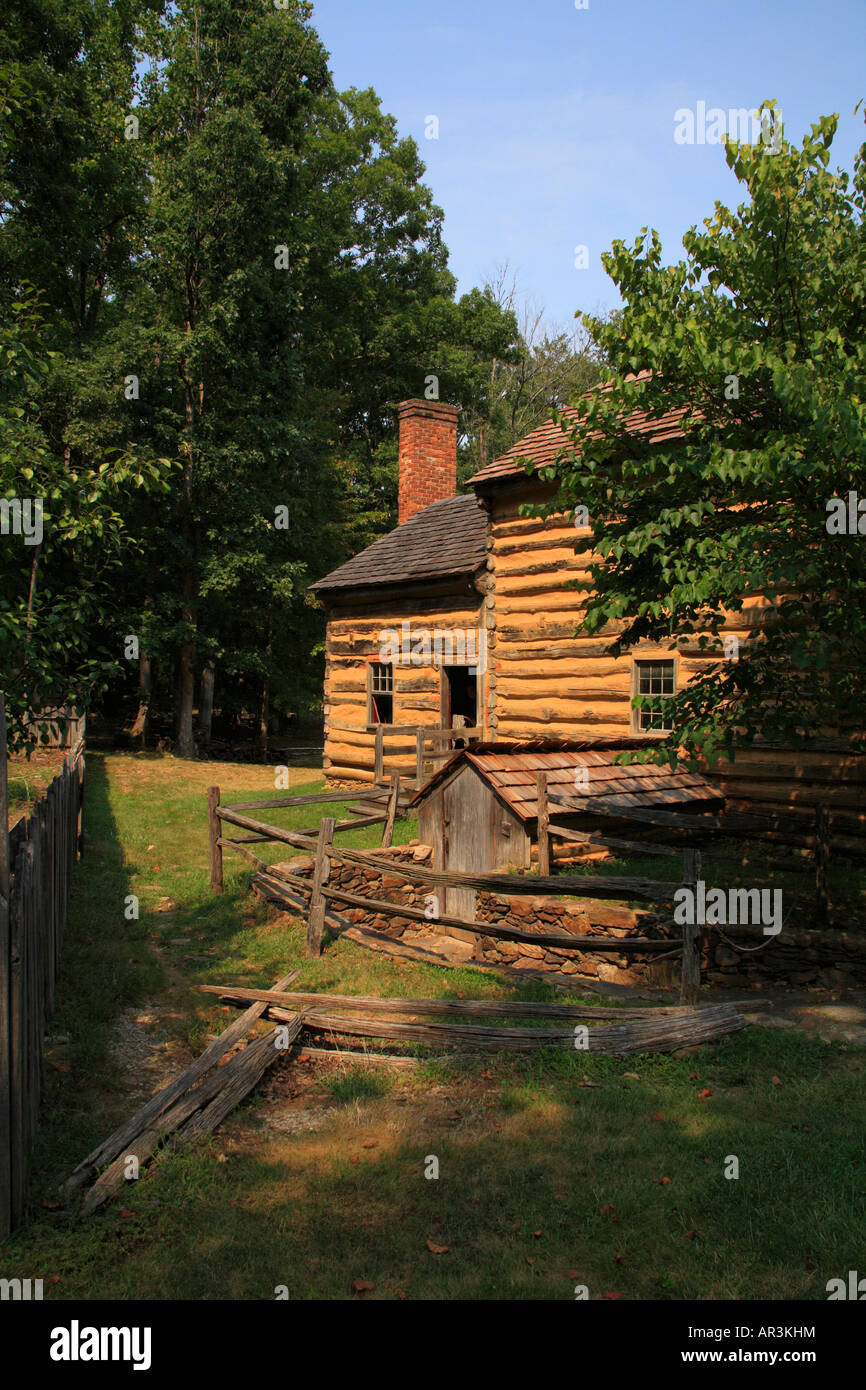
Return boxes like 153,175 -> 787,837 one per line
312,0 -> 864,330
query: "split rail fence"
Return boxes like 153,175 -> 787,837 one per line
0,695 -> 85,1236
535,773 -> 838,926
207,778 -> 704,1006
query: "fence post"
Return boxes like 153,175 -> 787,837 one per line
679,847 -> 701,1006
381,772 -> 400,849
307,816 -> 335,957
537,771 -> 549,876
374,724 -> 384,785
207,787 -> 223,892
76,742 -> 85,860
415,729 -> 425,788
0,695 -> 10,1237
815,804 -> 830,928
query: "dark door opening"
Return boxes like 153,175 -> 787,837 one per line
442,666 -> 477,744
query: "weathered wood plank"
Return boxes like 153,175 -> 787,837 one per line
207,786 -> 223,892
63,969 -> 300,1193
224,787 -> 388,811
198,985 -> 710,1021
537,771 -> 550,876
288,1005 -> 747,1054
381,773 -> 400,849
79,1015 -> 305,1217
307,817 -> 335,957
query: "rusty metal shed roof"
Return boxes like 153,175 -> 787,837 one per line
411,739 -> 722,822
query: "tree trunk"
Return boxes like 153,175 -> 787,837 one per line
258,604 -> 273,760
199,660 -> 215,744
175,573 -> 197,759
130,652 -> 152,747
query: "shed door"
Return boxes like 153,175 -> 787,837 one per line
442,769 -> 493,939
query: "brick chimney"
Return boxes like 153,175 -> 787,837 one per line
397,399 -> 458,525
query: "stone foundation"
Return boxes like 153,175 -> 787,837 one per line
289,842 -> 866,990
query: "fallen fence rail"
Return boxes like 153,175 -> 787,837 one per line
67,970 -> 747,1216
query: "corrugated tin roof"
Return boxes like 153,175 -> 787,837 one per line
310,492 -> 487,594
412,740 -> 721,822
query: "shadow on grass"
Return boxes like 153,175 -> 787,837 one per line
5,1022 -> 864,1301
10,752 -> 164,1222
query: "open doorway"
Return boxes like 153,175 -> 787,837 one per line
442,665 -> 478,745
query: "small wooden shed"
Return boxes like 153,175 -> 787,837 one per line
411,739 -> 723,937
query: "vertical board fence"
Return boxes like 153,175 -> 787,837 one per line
0,695 -> 85,1236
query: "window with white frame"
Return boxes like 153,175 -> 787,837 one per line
633,659 -> 675,732
368,662 -> 393,725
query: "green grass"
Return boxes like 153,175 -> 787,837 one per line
325,1067 -> 392,1104
1,751 -> 864,1301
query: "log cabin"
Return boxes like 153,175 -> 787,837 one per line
310,394 -> 866,842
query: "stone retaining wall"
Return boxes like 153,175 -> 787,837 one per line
292,842 -> 866,990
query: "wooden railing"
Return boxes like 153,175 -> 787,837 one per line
539,775 -> 835,925
329,722 -> 481,786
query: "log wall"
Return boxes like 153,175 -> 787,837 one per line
487,484 -> 766,741
487,485 -> 866,834
322,588 -> 486,784
316,485 -> 866,834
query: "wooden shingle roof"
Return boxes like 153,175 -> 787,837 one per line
310,492 -> 488,595
412,739 -> 722,822
468,380 -> 688,486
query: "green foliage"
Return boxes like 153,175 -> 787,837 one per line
1,0 -> 522,742
543,108 -> 866,766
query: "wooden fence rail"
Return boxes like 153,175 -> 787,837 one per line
331,721 -> 481,787
0,695 -> 85,1236
207,784 -> 699,1004
543,777 -> 835,923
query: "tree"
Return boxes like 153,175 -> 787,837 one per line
459,263 -> 609,481
544,107 -> 866,767
120,0 -> 519,752
0,10 -> 169,748
0,288 -> 167,748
